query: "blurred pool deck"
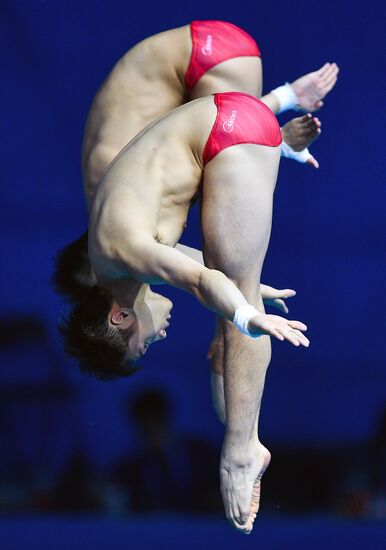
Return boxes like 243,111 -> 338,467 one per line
0,514 -> 385,549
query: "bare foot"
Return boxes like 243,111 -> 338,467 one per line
282,113 -> 321,152
220,443 -> 271,534
243,446 -> 271,534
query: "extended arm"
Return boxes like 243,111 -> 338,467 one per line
130,239 -> 307,344
176,243 -> 296,313
131,239 -> 249,321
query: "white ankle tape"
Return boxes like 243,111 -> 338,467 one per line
280,140 -> 310,163
271,82 -> 298,114
233,305 -> 261,337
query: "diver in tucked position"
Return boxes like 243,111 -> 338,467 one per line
61,92 -> 309,533
54,20 -> 338,303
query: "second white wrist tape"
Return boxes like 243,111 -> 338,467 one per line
271,82 -> 298,114
280,140 -> 310,163
233,305 -> 261,338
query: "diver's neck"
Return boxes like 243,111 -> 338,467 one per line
104,279 -> 148,308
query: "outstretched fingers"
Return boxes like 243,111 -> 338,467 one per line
316,62 -> 339,96
317,62 -> 339,82
282,329 -> 302,347
271,328 -> 285,341
277,327 -> 309,347
323,76 -> 339,95
274,287 -> 297,299
289,328 -> 310,347
317,62 -> 330,74
249,315 -> 309,346
288,320 -> 307,331
317,62 -> 338,77
291,62 -> 339,112
323,63 -> 339,80
264,287 -> 296,314
270,319 -> 309,347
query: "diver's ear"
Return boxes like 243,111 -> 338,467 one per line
110,308 -> 134,326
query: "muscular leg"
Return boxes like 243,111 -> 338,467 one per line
201,144 -> 280,533
210,321 -> 260,433
209,318 -> 227,424
209,314 -> 271,533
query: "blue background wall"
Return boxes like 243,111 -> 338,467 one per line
0,1 -> 385,545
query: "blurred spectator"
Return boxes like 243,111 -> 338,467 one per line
110,388 -> 222,514
0,315 -> 76,512
51,452 -> 102,512
339,406 -> 386,519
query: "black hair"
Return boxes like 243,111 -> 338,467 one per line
52,232 -> 96,303
59,286 -> 140,380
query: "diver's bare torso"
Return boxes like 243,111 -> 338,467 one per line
82,26 -> 191,198
82,25 -> 262,202
89,96 -> 217,281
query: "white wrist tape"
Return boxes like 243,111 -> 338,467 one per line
233,305 -> 261,338
271,82 -> 298,114
280,140 -> 310,163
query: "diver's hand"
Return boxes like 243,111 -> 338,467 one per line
291,62 -> 339,112
248,314 -> 309,347
260,284 -> 296,314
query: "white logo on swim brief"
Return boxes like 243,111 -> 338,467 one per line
201,35 -> 213,56
223,110 -> 237,133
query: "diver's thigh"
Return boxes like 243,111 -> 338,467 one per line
201,144 -> 279,285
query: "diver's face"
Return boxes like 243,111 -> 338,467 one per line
128,291 -> 173,361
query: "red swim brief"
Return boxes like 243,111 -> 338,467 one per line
185,20 -> 261,93
203,92 -> 282,166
